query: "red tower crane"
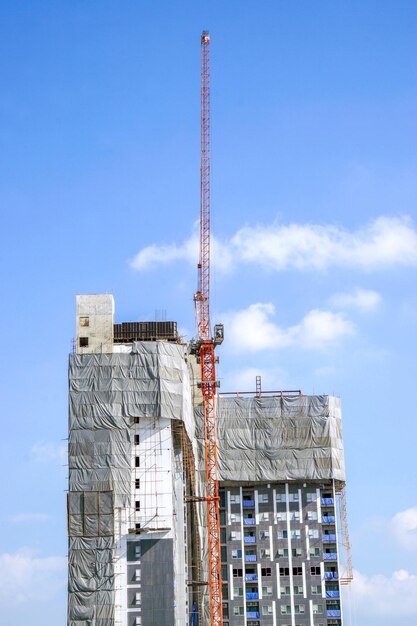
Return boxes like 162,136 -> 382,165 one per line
194,31 -> 223,626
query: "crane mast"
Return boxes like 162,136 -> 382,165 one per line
194,31 -> 223,626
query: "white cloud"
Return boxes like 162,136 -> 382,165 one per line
0,549 -> 66,604
348,568 -> 417,618
223,303 -> 355,352
391,506 -> 417,551
130,231 -> 234,273
130,215 -> 417,273
9,513 -> 50,524
330,287 -> 382,311
231,215 -> 417,270
29,441 -> 67,464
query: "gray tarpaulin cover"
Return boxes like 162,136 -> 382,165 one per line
67,342 -> 193,626
195,394 -> 345,483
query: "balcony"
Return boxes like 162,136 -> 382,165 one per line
243,499 -> 255,507
247,611 -> 260,619
323,553 -> 338,560
246,592 -> 259,600
322,515 -> 335,523
324,572 -> 338,580
245,574 -> 258,581
244,536 -> 256,544
244,518 -> 255,525
322,534 -> 337,542
245,554 -> 257,563
326,590 -> 340,598
321,498 -> 334,505
327,610 -> 341,617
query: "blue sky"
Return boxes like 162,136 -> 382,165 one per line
1,2 -> 417,624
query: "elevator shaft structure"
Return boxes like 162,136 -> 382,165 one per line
194,31 -> 223,626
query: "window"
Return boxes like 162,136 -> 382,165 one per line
280,585 -> 290,596
313,604 -> 324,614
135,478 -> 140,489
308,529 -> 319,539
233,606 -> 244,616
231,531 -> 241,541
309,547 -> 320,558
276,492 -> 286,503
262,605 -> 272,615
135,501 -> 140,512
135,456 -> 140,468
308,511 -> 318,521
292,547 -> 301,557
262,585 -> 273,596
276,512 -> 287,522
135,592 -> 140,605
134,434 -> 140,445
135,618 -> 141,626
280,567 -> 290,576
261,567 -> 271,577
134,416 -> 139,424
259,530 -> 269,540
233,586 -> 243,597
230,513 -> 241,523
232,549 -> 242,559
134,545 -> 141,559
294,604 -> 305,614
290,530 -> 300,540
293,585 -> 303,595
306,492 -> 317,502
278,548 -> 288,557
280,605 -> 291,615
232,568 -> 243,577
277,530 -> 288,539
258,493 -> 269,503
135,568 -> 140,581
289,511 -> 300,521
311,585 -> 322,595
288,493 -> 299,502
79,337 -> 89,347
230,494 -> 241,504
79,316 -> 89,327
260,512 -> 269,521
311,566 -> 321,576
260,548 -> 270,558
292,567 -> 302,576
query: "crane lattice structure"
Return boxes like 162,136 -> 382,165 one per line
193,30 -> 223,626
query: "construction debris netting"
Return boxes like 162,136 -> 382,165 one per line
195,394 -> 345,484
67,342 -> 194,626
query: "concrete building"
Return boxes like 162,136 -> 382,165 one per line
67,294 -> 347,626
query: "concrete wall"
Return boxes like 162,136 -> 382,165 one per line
76,294 -> 114,354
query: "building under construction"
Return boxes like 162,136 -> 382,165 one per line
67,294 -> 348,626
67,31 -> 350,626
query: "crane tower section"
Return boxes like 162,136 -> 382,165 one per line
194,31 -> 223,626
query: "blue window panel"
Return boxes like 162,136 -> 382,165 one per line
245,574 -> 258,581
246,592 -> 259,600
322,515 -> 335,523
327,610 -> 341,617
322,535 -> 337,542
321,498 -> 334,505
245,555 -> 257,562
243,500 -> 255,507
244,536 -> 256,543
247,611 -> 260,619
326,590 -> 340,598
244,518 -> 255,525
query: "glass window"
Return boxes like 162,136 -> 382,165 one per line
290,530 -> 300,539
258,493 -> 269,503
231,531 -> 241,541
308,529 -> 319,539
306,492 -> 317,502
259,530 -> 269,540
308,510 -> 318,521
230,494 -> 241,504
